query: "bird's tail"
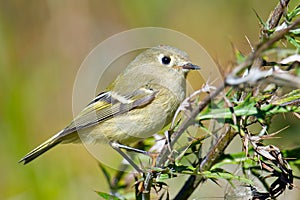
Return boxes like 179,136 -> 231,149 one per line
19,131 -> 63,164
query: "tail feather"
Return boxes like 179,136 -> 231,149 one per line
19,133 -> 62,164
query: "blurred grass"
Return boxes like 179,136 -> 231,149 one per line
0,1 -> 299,200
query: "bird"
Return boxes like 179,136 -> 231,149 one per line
19,45 -> 200,165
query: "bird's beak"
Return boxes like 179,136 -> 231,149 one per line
181,63 -> 201,70
174,63 -> 201,71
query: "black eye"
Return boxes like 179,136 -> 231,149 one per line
161,56 -> 171,65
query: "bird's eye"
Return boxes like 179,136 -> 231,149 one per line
161,56 -> 171,65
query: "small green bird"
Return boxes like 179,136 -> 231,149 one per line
19,45 -> 200,165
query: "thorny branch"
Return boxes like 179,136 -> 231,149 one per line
226,17 -> 300,85
262,0 -> 290,37
140,0 -> 300,199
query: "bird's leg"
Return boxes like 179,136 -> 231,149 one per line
109,141 -> 145,174
112,142 -> 150,155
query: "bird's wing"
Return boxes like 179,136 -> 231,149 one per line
18,88 -> 158,164
61,86 -> 158,135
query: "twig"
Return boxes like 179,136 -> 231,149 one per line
173,128 -> 237,200
141,1 -> 300,199
264,0 -> 290,34
155,85 -> 225,167
226,17 -> 300,85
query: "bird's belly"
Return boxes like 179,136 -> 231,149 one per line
85,110 -> 167,144
78,94 -> 178,145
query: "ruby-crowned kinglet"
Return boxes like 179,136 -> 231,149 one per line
19,45 -> 200,164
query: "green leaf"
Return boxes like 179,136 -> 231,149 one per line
157,173 -> 171,181
235,49 -> 246,64
282,147 -> 300,170
211,150 -> 264,172
95,191 -> 122,200
196,93 -> 300,121
98,163 -> 111,187
253,9 -> 267,29
289,28 -> 300,35
287,5 -> 300,21
200,171 -> 253,185
211,152 -> 249,170
271,89 -> 300,106
285,35 -> 300,51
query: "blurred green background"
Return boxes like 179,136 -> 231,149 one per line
1,1 -> 299,200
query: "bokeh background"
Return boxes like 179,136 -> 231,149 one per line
1,1 -> 299,200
